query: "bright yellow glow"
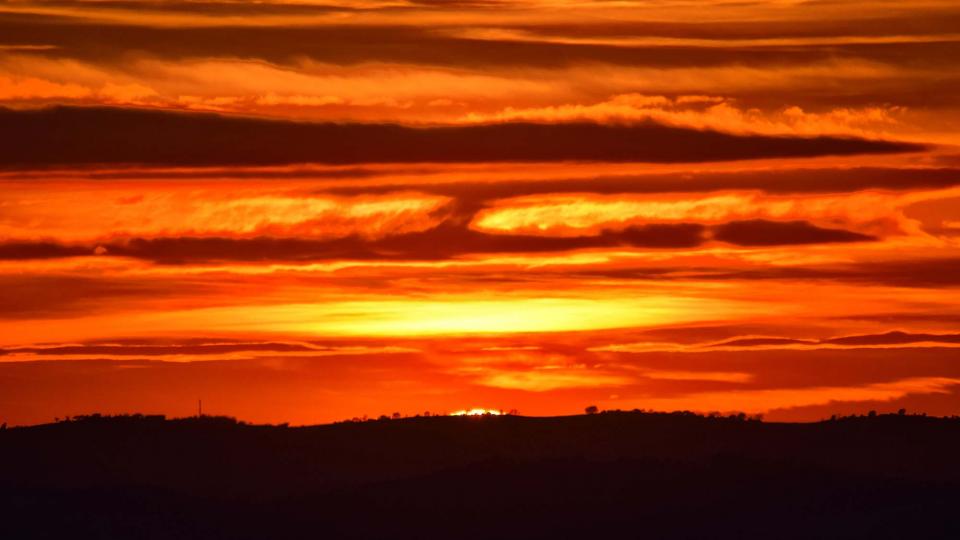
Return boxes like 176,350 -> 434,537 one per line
172,294 -> 767,338
0,294 -> 757,344
450,408 -> 502,416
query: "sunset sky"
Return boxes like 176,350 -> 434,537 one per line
2,0 -> 960,425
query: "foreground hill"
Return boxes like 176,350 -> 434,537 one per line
2,412 -> 960,539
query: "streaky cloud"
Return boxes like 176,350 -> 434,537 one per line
0,106 -> 924,169
711,219 -> 875,246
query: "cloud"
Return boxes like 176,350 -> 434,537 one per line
0,242 -> 95,259
447,348 -> 636,391
0,272 -> 214,319
470,191 -> 915,239
5,0 -> 363,18
461,94 -> 912,139
0,187 -> 452,243
481,12 -> 960,42
639,369 -> 754,383
824,331 -> 960,347
6,11 -> 959,74
570,255 -> 960,290
4,52 -> 955,127
4,2 -> 960,130
705,257 -> 960,288
17,223 -> 704,263
0,107 -> 922,169
1,0 -> 959,427
476,369 -> 632,391
0,75 -> 92,99
0,339 -> 417,362
0,219 -> 882,264
711,219 -> 875,246
326,166 -> 960,199
598,331 -> 960,354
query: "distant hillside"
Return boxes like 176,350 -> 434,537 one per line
2,412 -> 960,539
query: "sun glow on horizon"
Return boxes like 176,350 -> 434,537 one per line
450,408 -> 504,416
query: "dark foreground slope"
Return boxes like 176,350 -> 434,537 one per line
2,412 -> 960,539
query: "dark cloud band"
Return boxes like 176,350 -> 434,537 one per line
0,106 -> 923,169
0,220 -> 874,264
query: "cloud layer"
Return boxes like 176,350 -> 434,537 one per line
0,106 -> 923,168
1,0 -> 958,425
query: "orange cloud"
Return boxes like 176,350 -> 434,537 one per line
2,0 -> 960,428
0,289 -> 767,346
594,331 -> 960,355
639,370 -> 754,383
0,184 -> 451,242
0,75 -> 92,100
477,369 -> 632,391
461,94 -> 911,140
470,190 -> 941,239
0,341 -> 418,363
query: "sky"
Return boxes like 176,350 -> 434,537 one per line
1,0 -> 960,425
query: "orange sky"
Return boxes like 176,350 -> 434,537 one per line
2,0 -> 960,425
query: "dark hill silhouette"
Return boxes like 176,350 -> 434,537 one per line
2,411 -> 959,539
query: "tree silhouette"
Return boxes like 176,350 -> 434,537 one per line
585,405 -> 599,415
